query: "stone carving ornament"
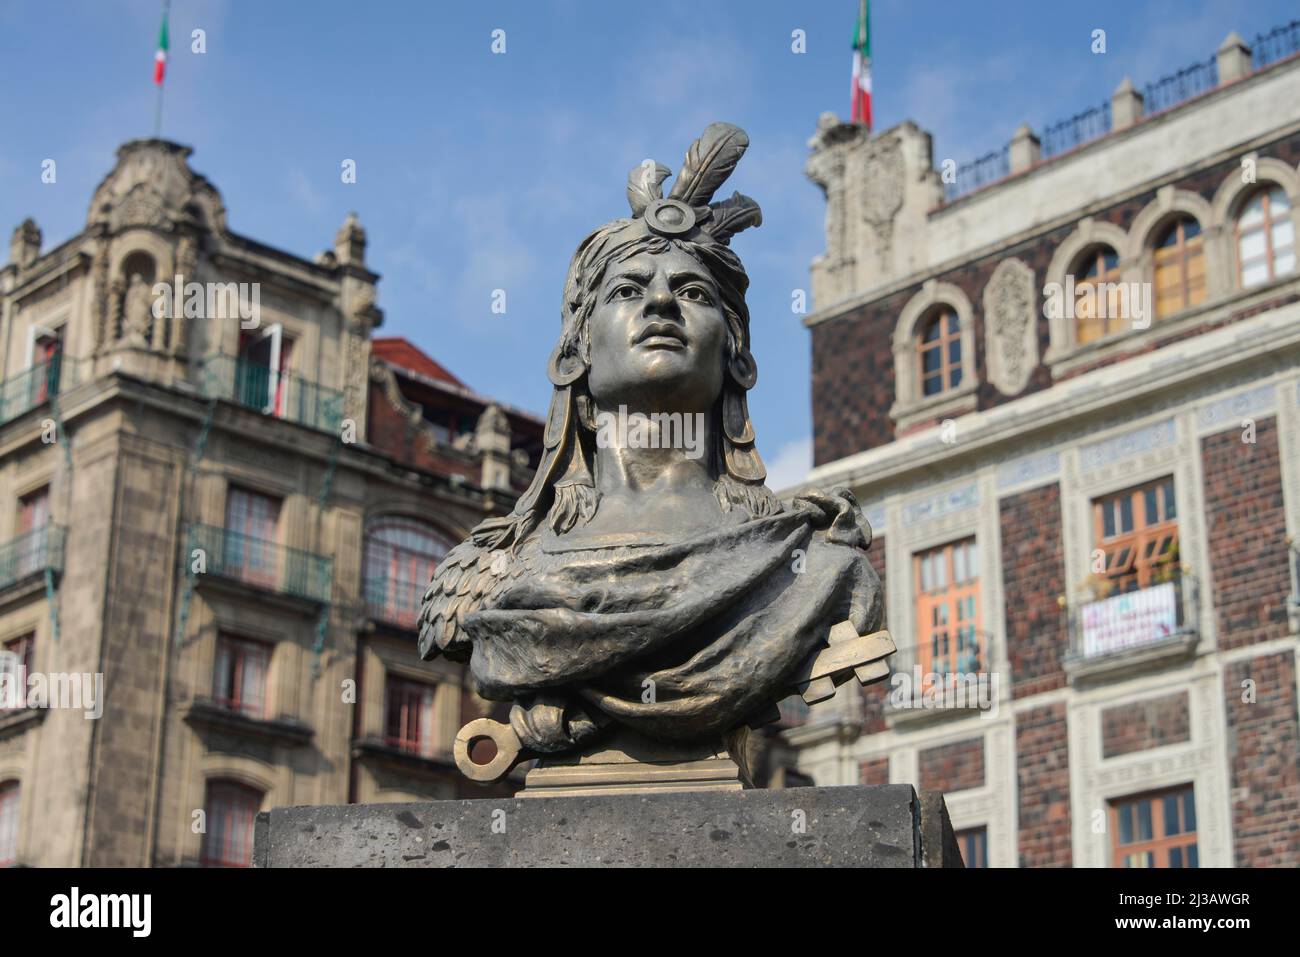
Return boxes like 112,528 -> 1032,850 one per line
982,257 -> 1038,396
418,124 -> 895,794
860,135 -> 905,269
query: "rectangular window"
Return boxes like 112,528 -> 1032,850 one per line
1,635 -> 33,712
0,782 -> 18,866
237,325 -> 293,418
913,538 -> 982,675
1111,785 -> 1198,868
201,781 -> 261,868
956,826 -> 988,868
212,635 -> 270,719
384,675 -> 439,758
1093,478 -> 1178,593
224,487 -> 281,589
15,487 -> 50,578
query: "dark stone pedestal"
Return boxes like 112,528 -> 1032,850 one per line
254,784 -> 964,868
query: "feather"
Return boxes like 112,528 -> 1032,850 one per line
626,161 -> 671,216
707,192 -> 763,245
668,123 -> 749,207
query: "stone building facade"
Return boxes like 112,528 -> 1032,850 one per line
784,27 -> 1300,867
0,139 -> 541,867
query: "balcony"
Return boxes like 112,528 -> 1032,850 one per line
187,523 -> 331,607
884,629 -> 996,724
1064,571 -> 1200,683
0,525 -> 65,599
363,573 -> 425,632
0,354 -> 66,426
180,697 -> 314,748
200,355 -> 343,435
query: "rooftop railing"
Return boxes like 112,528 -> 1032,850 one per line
1252,20 -> 1300,69
187,523 -> 332,604
1040,101 -> 1112,160
943,18 -> 1299,202
200,355 -> 343,435
1143,57 -> 1218,115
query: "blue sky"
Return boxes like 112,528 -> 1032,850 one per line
1,0 -> 1295,487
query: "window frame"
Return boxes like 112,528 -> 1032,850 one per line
212,633 -> 271,719
383,673 -> 441,758
917,307 -> 963,399
200,780 -> 262,868
912,537 -> 983,676
0,781 -> 19,867
1109,784 -> 1198,868
1,634 -> 34,712
1235,184 -> 1294,288
1072,244 -> 1126,345
1152,216 -> 1206,319
1092,477 -> 1179,594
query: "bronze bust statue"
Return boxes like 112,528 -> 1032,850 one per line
419,123 -> 894,793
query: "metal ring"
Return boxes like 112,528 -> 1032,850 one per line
453,718 -> 522,783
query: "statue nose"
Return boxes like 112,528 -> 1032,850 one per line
643,285 -> 678,317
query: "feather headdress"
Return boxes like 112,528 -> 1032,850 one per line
624,122 -> 762,245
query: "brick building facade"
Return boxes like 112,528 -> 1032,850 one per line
0,139 -> 541,866
781,26 -> 1300,867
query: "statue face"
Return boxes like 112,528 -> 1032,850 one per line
586,246 -> 728,414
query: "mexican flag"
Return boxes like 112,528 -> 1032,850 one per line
153,5 -> 170,86
851,0 -> 872,128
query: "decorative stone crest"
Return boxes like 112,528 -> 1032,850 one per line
982,257 -> 1038,396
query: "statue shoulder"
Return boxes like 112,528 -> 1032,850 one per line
417,526 -> 540,661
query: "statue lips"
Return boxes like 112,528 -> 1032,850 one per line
632,321 -> 688,350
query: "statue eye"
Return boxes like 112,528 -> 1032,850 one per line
680,286 -> 713,304
611,284 -> 641,301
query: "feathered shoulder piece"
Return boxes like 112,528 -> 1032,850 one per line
625,122 -> 762,246
417,519 -> 538,662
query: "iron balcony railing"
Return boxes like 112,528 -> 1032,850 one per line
1253,20 -> 1300,70
944,17 -> 1300,203
188,523 -> 332,604
363,573 -> 425,631
200,355 -> 344,435
0,353 -> 63,426
883,629 -> 995,715
1143,57 -> 1218,115
1041,101 -> 1112,159
0,525 -> 65,592
1066,570 -> 1198,664
943,148 -> 1010,203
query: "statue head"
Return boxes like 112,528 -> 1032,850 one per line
479,124 -> 774,549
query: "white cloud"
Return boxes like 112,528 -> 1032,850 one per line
763,435 -> 813,494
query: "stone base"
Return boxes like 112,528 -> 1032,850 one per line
254,784 -> 964,868
519,728 -> 750,797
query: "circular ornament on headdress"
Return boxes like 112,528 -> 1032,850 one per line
643,198 -> 697,237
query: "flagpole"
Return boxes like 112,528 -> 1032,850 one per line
153,0 -> 171,139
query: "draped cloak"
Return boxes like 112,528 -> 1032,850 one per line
460,489 -> 883,750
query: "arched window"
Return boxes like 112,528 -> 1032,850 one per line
363,517 -> 453,630
1073,246 -> 1124,345
1236,185 -> 1294,287
1153,217 -> 1205,318
201,779 -> 262,868
918,308 -> 962,397
0,781 -> 18,867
